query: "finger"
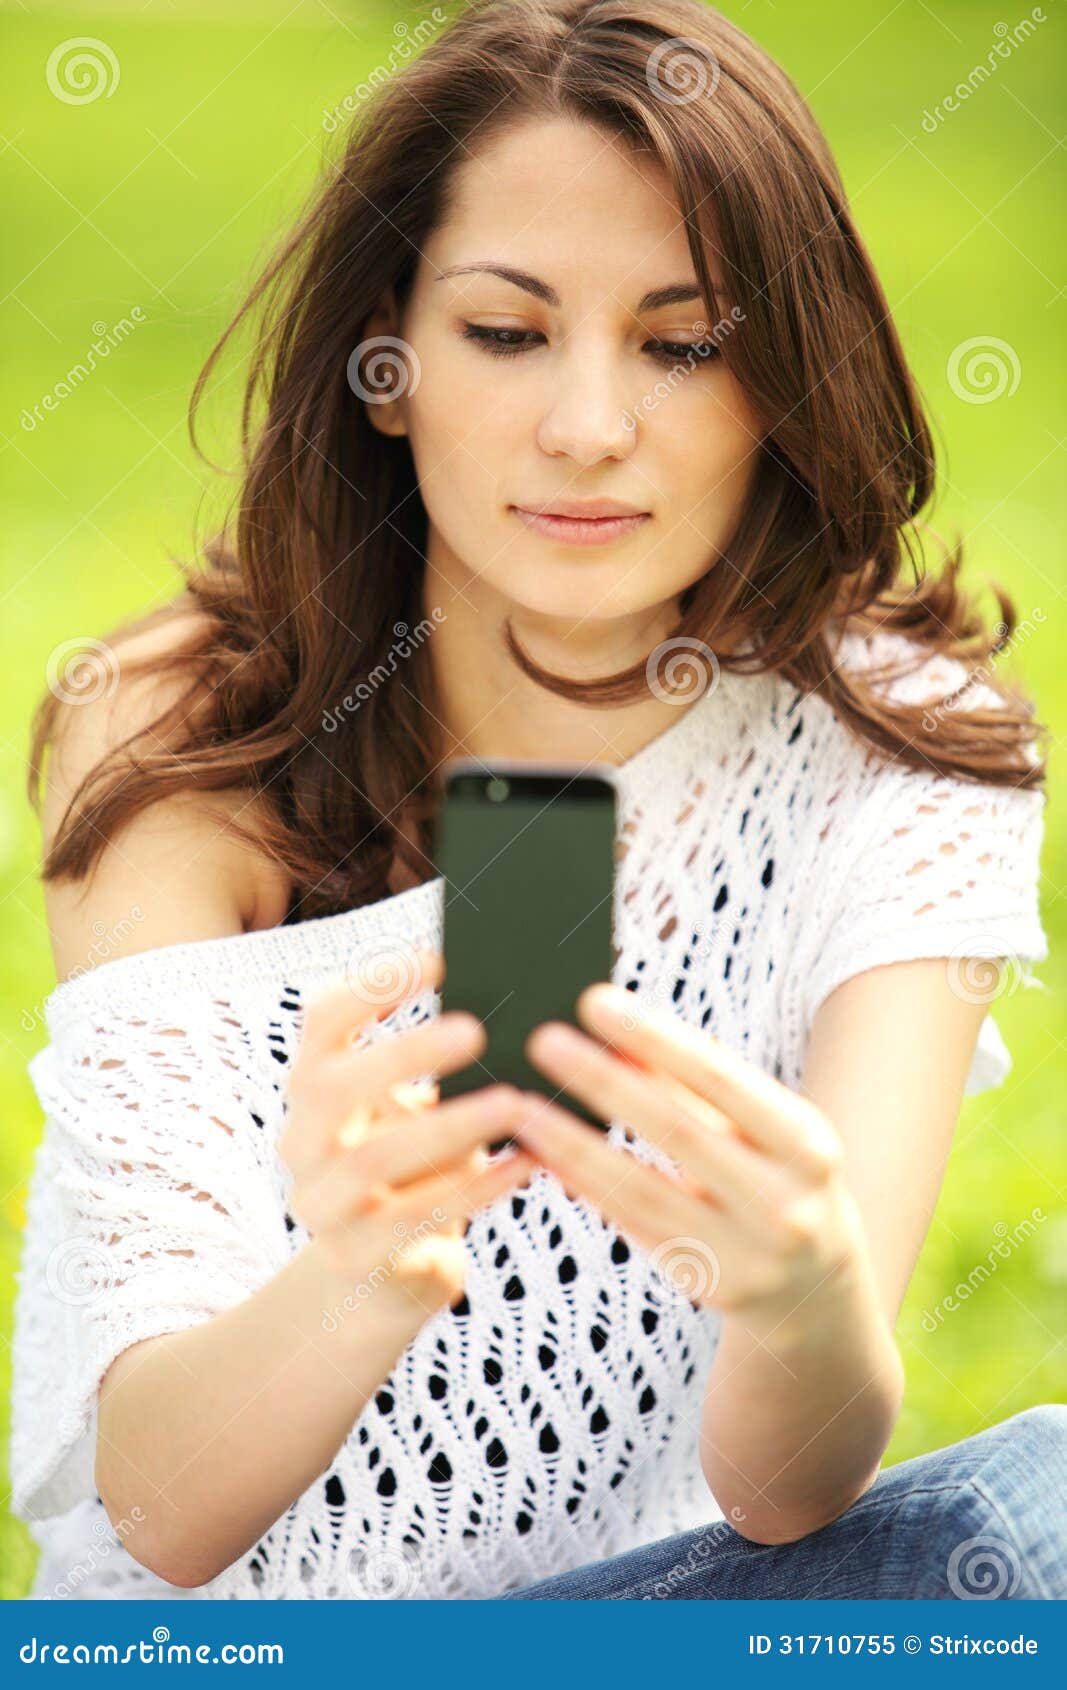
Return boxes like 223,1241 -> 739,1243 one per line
524,1022 -> 791,1216
377,1147 -> 539,1235
339,1084 -> 529,1188
300,1139 -> 491,1233
514,1097 -> 729,1253
342,1011 -> 490,1111
321,1154 -> 538,1319
572,986 -> 842,1178
300,947 -> 444,1058
283,1014 -> 486,1172
336,1077 -> 440,1151
307,1144 -> 537,1261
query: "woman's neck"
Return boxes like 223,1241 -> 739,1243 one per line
419,554 -> 706,771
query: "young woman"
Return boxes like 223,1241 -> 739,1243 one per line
11,0 -> 1065,1600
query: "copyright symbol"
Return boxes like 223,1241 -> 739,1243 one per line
903,1636 -> 922,1654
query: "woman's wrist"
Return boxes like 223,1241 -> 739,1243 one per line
701,1233 -> 904,1538
724,1233 -> 906,1432
733,1227 -> 886,1356
718,1176 -> 880,1349
717,1251 -> 906,1428
287,1237 -> 432,1354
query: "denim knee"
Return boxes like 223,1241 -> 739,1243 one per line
937,1404 -> 1067,1598
964,1404 -> 1067,1496
827,1403 -> 1067,1598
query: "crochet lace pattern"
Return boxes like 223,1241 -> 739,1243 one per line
10,629 -> 1047,1598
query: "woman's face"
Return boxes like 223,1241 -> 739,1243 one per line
365,115 -> 763,627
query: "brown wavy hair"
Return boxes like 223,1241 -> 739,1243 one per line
28,0 -> 1047,922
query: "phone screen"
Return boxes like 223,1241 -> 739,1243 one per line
434,760 -> 618,1151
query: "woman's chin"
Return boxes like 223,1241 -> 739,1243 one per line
500,597 -> 651,647
488,565 -> 662,628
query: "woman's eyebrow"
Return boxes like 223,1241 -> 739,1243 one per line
436,262 -> 721,313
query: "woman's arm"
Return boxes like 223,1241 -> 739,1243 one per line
95,1241 -> 432,1587
699,956 -> 992,1542
37,655 -> 535,1589
38,612 -> 291,983
512,958 -> 995,1545
40,651 -> 400,1587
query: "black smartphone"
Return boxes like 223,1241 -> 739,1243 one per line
434,759 -> 618,1152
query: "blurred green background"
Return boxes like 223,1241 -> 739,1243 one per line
1,0 -> 1064,1598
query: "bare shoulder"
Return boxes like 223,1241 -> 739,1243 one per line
40,606 -> 293,986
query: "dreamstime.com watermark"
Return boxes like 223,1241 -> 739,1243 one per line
49,1507 -> 146,1598
618,933 -> 723,1031
321,1212 -> 451,1332
645,635 -> 721,706
921,608 -> 1045,732
19,1628 -> 283,1665
920,9 -> 1046,132
945,939 -> 1034,1007
649,1235 -> 721,1304
645,37 -> 722,105
322,612 -> 446,733
919,7 -> 1048,131
346,334 -> 421,403
623,310 -> 745,431
947,335 -> 1021,404
343,936 -> 429,1008
322,11 -> 449,131
946,1535 -> 1023,1599
921,1208 -> 1047,1331
21,906 -> 146,1033
45,1236 -> 117,1310
45,36 -> 120,104
45,636 -> 122,703
346,1540 -> 424,1598
20,312 -> 146,431
639,1511 -> 748,1597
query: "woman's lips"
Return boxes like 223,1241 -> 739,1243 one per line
510,507 -> 651,546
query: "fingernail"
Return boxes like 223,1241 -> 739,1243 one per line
582,983 -> 631,1016
445,1013 -> 482,1042
529,1022 -> 579,1061
478,1085 -> 520,1115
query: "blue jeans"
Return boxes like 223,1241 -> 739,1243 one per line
498,1405 -> 1067,1599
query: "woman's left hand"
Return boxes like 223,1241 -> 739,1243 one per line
517,982 -> 869,1337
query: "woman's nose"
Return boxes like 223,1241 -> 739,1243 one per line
535,345 -> 638,464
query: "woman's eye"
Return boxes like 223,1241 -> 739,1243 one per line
647,339 -> 721,366
458,324 -> 722,365
460,324 -> 543,357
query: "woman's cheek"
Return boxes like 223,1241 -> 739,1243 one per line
690,430 -> 761,535
414,367 -> 514,463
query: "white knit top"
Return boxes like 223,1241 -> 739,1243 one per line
10,628 -> 1048,1599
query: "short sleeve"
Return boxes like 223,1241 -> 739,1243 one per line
9,980 -> 293,1520
800,764 -> 1047,1095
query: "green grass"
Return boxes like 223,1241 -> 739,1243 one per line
2,1 -> 1064,1597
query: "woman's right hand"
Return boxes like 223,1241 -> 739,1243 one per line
279,947 -> 537,1325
